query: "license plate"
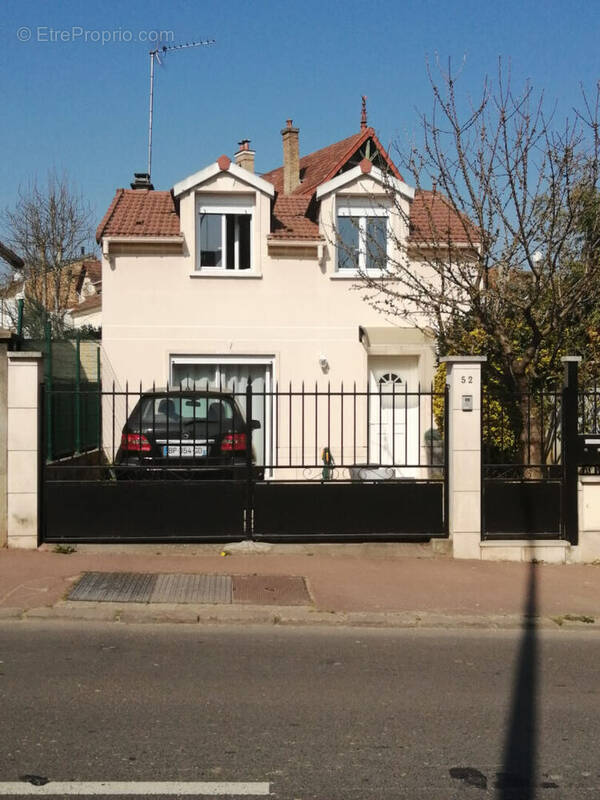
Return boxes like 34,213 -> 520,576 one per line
163,445 -> 207,458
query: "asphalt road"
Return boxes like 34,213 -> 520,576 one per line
0,621 -> 599,799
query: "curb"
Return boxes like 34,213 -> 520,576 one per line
3,602 -> 599,630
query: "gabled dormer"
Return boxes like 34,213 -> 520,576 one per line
261,106 -> 413,270
173,155 -> 274,277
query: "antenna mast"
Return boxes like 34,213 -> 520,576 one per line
147,39 -> 215,181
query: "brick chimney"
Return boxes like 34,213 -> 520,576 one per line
281,119 -> 300,194
234,139 -> 255,173
130,172 -> 154,190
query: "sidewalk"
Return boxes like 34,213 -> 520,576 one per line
0,542 -> 599,629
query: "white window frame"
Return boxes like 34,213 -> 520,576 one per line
195,194 -> 255,275
336,199 -> 390,274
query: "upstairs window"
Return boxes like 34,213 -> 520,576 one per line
196,196 -> 253,272
337,202 -> 389,272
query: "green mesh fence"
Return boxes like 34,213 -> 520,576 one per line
48,380 -> 101,460
19,334 -> 101,462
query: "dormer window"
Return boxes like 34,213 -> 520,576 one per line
337,200 -> 389,272
196,195 -> 254,272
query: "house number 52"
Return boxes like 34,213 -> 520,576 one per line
460,375 -> 473,384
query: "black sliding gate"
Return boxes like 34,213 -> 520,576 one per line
481,359 -> 582,543
41,382 -> 449,544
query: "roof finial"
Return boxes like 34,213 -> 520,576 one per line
360,95 -> 367,130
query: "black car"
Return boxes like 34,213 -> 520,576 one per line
115,390 -> 260,479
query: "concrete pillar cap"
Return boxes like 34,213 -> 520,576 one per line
439,355 -> 487,363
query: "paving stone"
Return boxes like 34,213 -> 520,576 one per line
26,604 -> 118,621
116,605 -> 201,624
0,607 -> 24,619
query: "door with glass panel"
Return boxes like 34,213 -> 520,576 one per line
368,357 -> 419,475
170,358 -> 272,468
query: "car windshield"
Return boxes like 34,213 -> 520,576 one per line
139,396 -> 236,424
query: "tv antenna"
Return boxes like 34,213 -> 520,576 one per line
147,39 -> 215,181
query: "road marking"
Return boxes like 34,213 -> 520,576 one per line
0,782 -> 270,796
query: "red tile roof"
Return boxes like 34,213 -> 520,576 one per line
82,259 -> 102,284
264,127 -> 403,241
410,191 -> 480,245
75,259 -> 102,295
95,135 -> 475,247
71,294 -> 102,314
269,196 -> 321,240
95,190 -> 180,242
262,127 -> 402,197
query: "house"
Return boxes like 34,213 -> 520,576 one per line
68,259 -> 102,329
96,108 -> 470,467
0,241 -> 24,330
0,250 -> 102,333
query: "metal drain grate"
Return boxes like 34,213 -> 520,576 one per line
151,574 -> 232,604
68,572 -> 157,603
68,572 -> 232,604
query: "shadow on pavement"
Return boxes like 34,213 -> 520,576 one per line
496,558 -> 538,798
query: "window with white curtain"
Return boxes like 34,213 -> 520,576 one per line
170,357 -> 273,468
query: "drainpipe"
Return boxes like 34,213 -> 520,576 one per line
16,298 -> 24,339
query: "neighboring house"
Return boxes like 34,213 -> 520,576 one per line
0,241 -> 24,330
0,252 -> 102,332
97,111 -> 470,465
67,259 -> 102,329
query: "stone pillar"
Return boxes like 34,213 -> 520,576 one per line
441,356 -> 486,560
0,330 -> 14,546
7,352 -> 43,549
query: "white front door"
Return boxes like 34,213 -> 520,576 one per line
170,357 -> 272,467
369,357 -> 419,474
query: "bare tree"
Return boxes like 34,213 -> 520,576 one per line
359,60 -> 600,464
2,171 -> 93,332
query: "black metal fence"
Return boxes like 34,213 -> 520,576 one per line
482,385 -> 564,540
579,377 -> 600,434
46,378 -> 101,460
45,381 -> 447,473
482,386 -> 562,479
41,381 -> 448,543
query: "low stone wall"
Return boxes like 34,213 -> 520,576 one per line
572,476 -> 600,563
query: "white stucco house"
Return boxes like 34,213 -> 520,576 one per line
96,112 -> 469,466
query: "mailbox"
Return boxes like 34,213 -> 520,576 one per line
577,434 -> 600,465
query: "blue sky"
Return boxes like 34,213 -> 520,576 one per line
1,0 -> 599,251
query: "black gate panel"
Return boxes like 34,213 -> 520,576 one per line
43,481 -> 247,543
253,481 -> 446,541
40,383 -> 449,544
483,480 -> 561,539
